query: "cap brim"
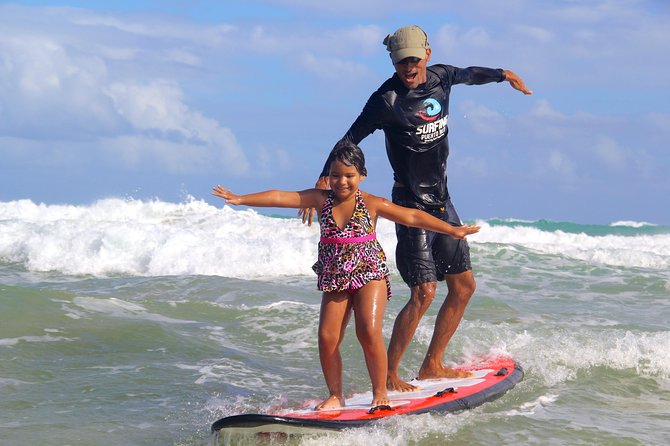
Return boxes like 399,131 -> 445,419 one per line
390,47 -> 427,64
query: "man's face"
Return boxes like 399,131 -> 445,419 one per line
393,48 -> 431,89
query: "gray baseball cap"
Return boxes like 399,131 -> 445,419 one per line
383,25 -> 430,64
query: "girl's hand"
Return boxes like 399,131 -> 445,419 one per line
453,223 -> 481,240
298,176 -> 329,226
212,185 -> 242,205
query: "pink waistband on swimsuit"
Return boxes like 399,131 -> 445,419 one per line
320,233 -> 377,244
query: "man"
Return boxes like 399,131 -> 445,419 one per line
302,25 -> 532,391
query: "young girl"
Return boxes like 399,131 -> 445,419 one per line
212,141 -> 480,410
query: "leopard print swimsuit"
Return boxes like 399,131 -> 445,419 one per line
312,190 -> 391,299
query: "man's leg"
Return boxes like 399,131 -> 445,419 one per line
386,281 -> 437,391
418,270 -> 475,379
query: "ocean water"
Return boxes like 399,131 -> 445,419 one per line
1,198 -> 669,446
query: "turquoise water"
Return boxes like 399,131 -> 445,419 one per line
1,199 -> 669,445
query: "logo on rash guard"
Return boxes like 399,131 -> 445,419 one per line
418,98 -> 441,121
416,98 -> 448,142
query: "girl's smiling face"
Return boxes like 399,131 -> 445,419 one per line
328,159 -> 364,201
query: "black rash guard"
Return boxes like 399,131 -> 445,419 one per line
322,64 -> 505,208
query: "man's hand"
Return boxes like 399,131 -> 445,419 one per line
504,70 -> 533,95
298,176 -> 329,225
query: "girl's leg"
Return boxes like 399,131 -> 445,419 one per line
352,280 -> 390,407
315,291 -> 352,410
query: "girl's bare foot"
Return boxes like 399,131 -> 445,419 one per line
314,394 -> 344,411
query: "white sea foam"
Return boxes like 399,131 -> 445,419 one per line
504,393 -> 559,417
460,321 -> 670,384
1,199 -> 669,278
70,296 -> 198,324
610,220 -> 656,228
471,221 -> 670,269
0,333 -> 75,347
0,377 -> 29,388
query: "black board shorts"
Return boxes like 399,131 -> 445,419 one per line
392,186 -> 472,287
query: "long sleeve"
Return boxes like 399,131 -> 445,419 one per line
434,64 -> 505,86
319,92 -> 388,178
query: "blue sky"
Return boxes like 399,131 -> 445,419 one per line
1,1 -> 669,224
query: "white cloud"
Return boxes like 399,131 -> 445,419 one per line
248,23 -> 383,60
646,112 -> 670,135
462,27 -> 494,48
594,137 -> 626,171
455,156 -> 489,177
105,81 -> 185,132
98,135 -> 243,174
433,24 -> 463,54
95,45 -> 142,61
0,4 -> 247,176
263,0 -> 400,15
103,80 -> 248,174
459,100 -> 506,136
512,25 -> 555,44
253,145 -> 293,178
0,34 -> 118,138
70,11 -> 236,45
163,48 -> 201,66
325,24 -> 384,55
530,100 -> 566,120
300,53 -> 369,81
249,25 -> 282,53
548,150 -> 574,176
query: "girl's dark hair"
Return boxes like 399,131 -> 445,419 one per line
326,140 -> 367,176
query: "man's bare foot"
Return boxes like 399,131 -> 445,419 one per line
314,394 -> 344,411
418,364 -> 473,380
387,373 -> 418,392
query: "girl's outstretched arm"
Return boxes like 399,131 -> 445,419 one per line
212,185 -> 324,210
367,194 -> 480,239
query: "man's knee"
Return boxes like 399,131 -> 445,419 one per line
461,275 -> 476,298
447,272 -> 476,301
409,281 -> 438,312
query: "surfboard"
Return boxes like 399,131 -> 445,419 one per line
211,356 -> 523,435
